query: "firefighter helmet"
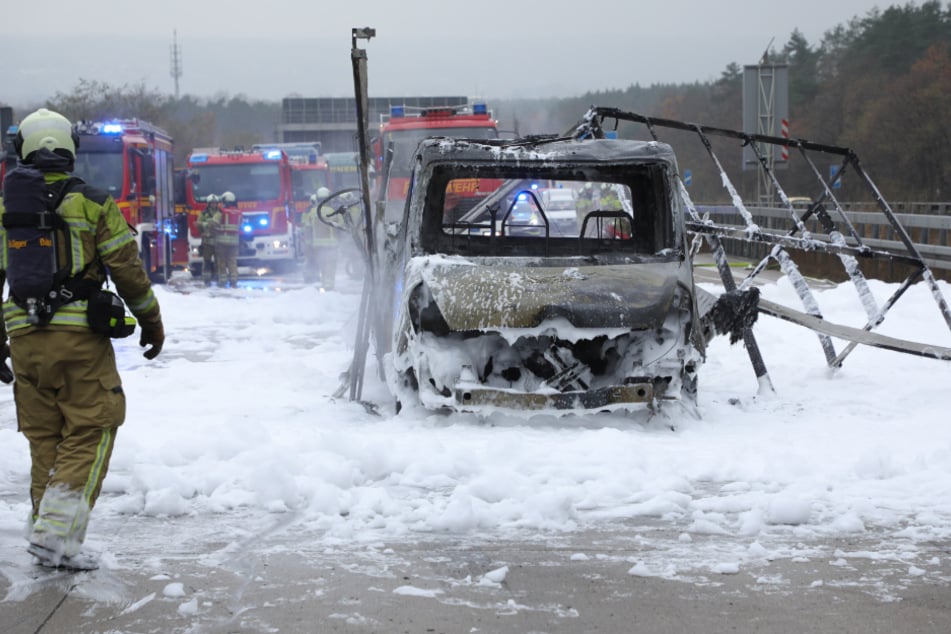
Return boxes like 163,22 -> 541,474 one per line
14,108 -> 80,161
207,194 -> 220,204
221,191 -> 236,203
317,187 -> 330,200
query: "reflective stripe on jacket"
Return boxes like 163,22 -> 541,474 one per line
302,205 -> 337,248
213,207 -> 241,246
197,209 -> 218,245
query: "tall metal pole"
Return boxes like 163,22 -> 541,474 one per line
348,27 -> 376,402
170,30 -> 183,99
755,64 -> 777,205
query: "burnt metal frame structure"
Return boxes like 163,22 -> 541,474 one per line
575,106 -> 951,374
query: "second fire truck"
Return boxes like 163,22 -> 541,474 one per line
71,119 -> 185,282
184,147 -> 298,275
252,142 -> 331,223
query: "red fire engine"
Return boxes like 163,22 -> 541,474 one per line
374,102 -> 500,222
72,119 -> 184,282
184,147 -> 297,275
324,152 -> 362,191
0,133 -> 13,189
252,143 -> 331,222
0,111 -> 14,191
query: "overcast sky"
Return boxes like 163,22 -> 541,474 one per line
2,0 -> 886,107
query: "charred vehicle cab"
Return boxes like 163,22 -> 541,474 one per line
386,137 -> 707,414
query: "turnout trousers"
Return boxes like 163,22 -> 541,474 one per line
315,245 -> 338,290
10,329 -> 125,554
215,243 -> 239,287
302,246 -> 319,283
200,242 -> 216,284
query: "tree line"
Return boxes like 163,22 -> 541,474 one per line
499,1 -> 951,203
4,1 -> 948,203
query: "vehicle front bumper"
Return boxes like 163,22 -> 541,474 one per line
452,381 -> 656,412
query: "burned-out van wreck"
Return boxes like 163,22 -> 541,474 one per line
382,137 -> 755,414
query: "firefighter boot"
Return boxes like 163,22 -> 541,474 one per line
27,485 -> 98,570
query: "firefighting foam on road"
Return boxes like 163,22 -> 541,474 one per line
1,269 -> 950,630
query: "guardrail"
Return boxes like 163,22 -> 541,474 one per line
695,204 -> 951,280
575,107 -> 951,374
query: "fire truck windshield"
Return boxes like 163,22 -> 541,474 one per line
73,151 -> 124,195
292,168 -> 329,201
385,126 -> 498,178
191,163 -> 281,202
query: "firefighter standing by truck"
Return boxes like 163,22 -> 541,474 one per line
301,187 -> 340,289
196,195 -> 219,285
0,108 -> 164,570
213,191 -> 240,288
301,187 -> 330,284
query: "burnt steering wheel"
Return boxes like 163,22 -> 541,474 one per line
316,188 -> 364,228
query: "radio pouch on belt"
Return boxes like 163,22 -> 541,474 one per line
86,290 -> 136,338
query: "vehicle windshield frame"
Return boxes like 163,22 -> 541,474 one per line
416,161 -> 677,259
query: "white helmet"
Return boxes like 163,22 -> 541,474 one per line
15,108 -> 78,161
221,191 -> 236,203
206,194 -> 220,203
310,187 -> 331,204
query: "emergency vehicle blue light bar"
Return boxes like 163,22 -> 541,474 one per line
472,103 -> 487,115
264,150 -> 282,160
102,123 -> 123,134
259,217 -> 269,227
242,224 -> 253,233
190,154 -> 208,163
390,105 -> 405,117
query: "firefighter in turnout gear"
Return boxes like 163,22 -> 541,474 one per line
0,108 -> 164,570
301,187 -> 338,289
213,191 -> 240,288
196,195 -> 220,285
300,188 -> 329,284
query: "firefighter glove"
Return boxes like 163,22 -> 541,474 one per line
0,341 -> 12,384
139,322 -> 165,360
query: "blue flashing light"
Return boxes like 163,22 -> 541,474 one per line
472,103 -> 487,115
101,123 -> 123,134
390,105 -> 405,118
264,150 -> 282,160
530,183 -> 538,190
190,154 -> 208,163
517,193 -> 527,201
242,224 -> 254,233
258,217 -> 269,227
